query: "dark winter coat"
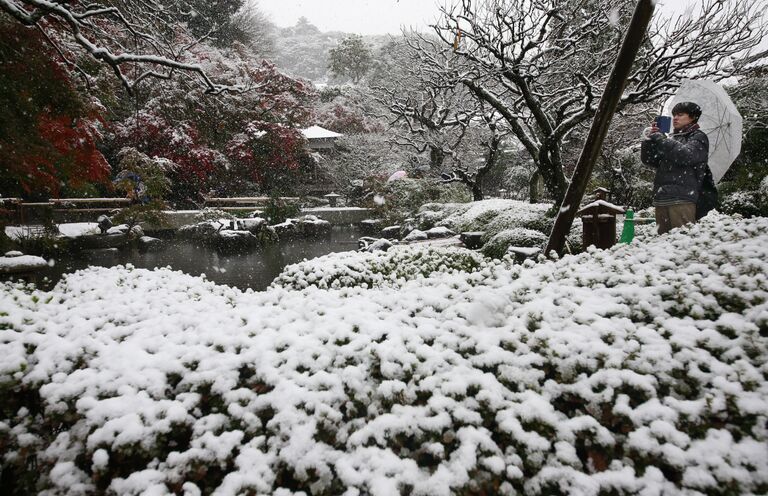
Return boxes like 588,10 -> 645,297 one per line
641,126 -> 710,205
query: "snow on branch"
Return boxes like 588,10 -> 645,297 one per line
0,0 -> 248,95
418,0 -> 768,204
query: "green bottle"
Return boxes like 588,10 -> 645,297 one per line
619,209 -> 634,244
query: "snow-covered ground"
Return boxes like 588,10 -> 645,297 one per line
1,213 -> 766,495
5,223 -> 100,240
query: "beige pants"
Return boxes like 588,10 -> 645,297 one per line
655,203 -> 696,235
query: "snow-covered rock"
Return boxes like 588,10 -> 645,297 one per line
0,254 -> 48,273
236,217 -> 267,233
359,218 -> 382,235
128,225 -> 144,239
481,228 -> 548,258
365,238 -> 393,253
272,216 -> 331,238
178,220 -> 275,250
138,236 -> 163,252
425,226 -> 455,239
403,229 -> 428,242
72,232 -> 130,250
380,225 -> 402,239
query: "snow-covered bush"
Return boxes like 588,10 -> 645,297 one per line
720,190 -> 764,217
271,245 -> 491,290
417,200 -> 588,253
1,213 -> 767,495
481,228 -> 548,258
193,208 -> 234,222
760,175 -> 768,206
417,200 -> 550,234
371,179 -> 471,225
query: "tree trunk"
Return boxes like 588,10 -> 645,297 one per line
529,171 -> 541,203
538,155 -> 568,207
429,146 -> 445,170
471,182 -> 483,201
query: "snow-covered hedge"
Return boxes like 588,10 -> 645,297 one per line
271,245 -> 491,290
720,190 -> 768,218
417,199 -> 552,233
193,208 -> 235,222
1,213 -> 767,495
481,228 -> 548,258
417,200 -> 586,254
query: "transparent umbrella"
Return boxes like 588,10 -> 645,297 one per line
663,79 -> 743,184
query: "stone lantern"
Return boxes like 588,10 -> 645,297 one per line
324,192 -> 341,207
576,188 -> 625,249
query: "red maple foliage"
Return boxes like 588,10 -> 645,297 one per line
225,122 -> 306,188
0,21 -> 111,198
109,48 -> 315,202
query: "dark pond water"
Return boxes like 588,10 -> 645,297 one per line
9,226 -> 364,291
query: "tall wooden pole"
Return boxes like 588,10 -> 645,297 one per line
545,0 -> 655,256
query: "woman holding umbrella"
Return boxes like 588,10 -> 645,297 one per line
641,101 -> 716,234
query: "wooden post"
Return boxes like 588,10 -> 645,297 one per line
545,0 -> 655,256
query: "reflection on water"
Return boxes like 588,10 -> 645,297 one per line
14,226 -> 364,291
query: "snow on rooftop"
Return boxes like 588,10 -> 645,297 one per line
578,199 -> 625,213
300,125 -> 343,139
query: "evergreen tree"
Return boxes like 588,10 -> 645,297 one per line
329,35 -> 373,84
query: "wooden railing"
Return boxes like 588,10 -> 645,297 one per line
1,197 -> 132,224
202,196 -> 300,211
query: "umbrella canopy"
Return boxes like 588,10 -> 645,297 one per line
663,79 -> 742,183
387,170 -> 407,182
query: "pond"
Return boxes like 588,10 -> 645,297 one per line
8,226 -> 365,291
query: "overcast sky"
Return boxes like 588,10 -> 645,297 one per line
256,0 -> 704,36
257,0 -> 440,35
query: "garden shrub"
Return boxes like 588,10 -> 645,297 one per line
416,200 -> 576,253
271,245 -> 492,290
481,228 -> 547,258
371,179 -> 471,226
1,214 -> 767,495
720,190 -> 765,217
263,195 -> 300,224
193,208 -> 234,222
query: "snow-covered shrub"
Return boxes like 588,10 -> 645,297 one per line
760,175 -> 768,212
271,245 -> 491,290
372,179 -> 471,225
262,196 -> 300,224
481,228 -> 547,258
417,200 -> 574,253
4,225 -> 65,256
193,208 -> 234,222
418,200 -> 550,235
720,190 -> 764,217
2,213 -> 767,495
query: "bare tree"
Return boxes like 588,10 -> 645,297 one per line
417,0 -> 767,206
439,111 -> 509,201
0,0 -> 249,95
373,34 -> 511,200
730,67 -> 768,132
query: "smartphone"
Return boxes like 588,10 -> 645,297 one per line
655,115 -> 672,134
